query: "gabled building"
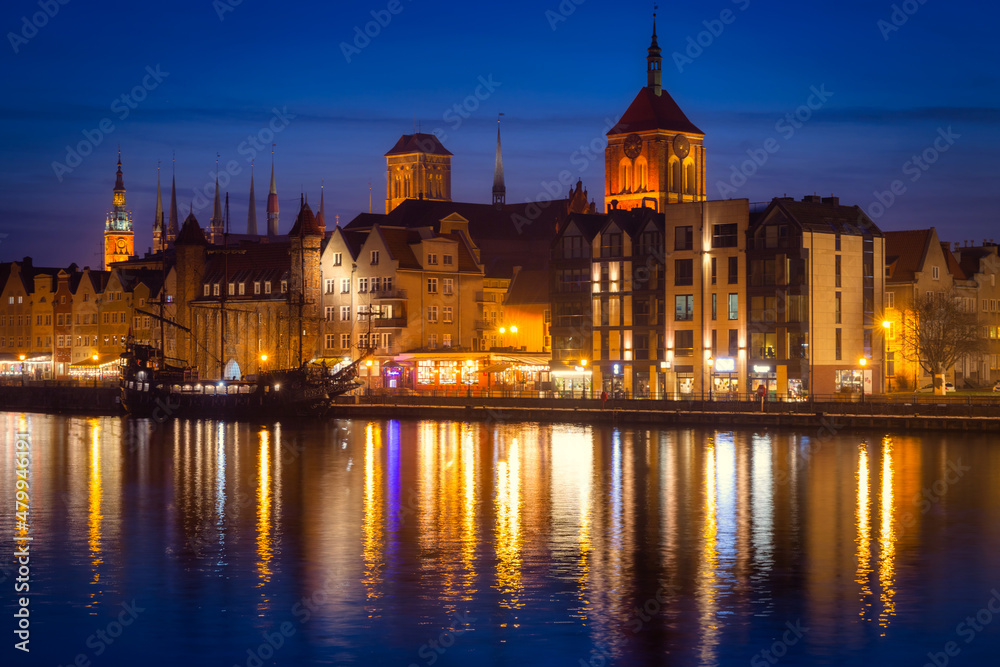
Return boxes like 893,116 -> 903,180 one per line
748,196 -> 884,397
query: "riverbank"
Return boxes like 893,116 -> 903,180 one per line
2,385 -> 998,431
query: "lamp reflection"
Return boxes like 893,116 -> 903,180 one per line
257,427 -> 273,595
495,437 -> 522,609
362,422 -> 384,599
856,442 -> 873,619
878,436 -> 896,633
87,419 -> 103,601
698,437 -> 719,665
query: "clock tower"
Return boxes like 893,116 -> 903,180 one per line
605,18 -> 706,212
104,148 -> 134,268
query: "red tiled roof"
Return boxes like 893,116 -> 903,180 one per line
941,242 -> 967,280
385,133 -> 453,157
608,86 -> 703,136
884,230 -> 932,282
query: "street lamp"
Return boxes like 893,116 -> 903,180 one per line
707,357 -> 714,401
859,357 -> 868,403
260,353 -> 268,372
365,359 -> 373,397
881,320 -> 892,393
92,353 -> 99,387
19,354 -> 26,386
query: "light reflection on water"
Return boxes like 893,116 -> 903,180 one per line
2,413 -> 1000,666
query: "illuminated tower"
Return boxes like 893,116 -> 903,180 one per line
605,17 -> 706,212
267,158 -> 279,236
493,116 -> 506,207
384,133 -> 452,213
104,148 -> 134,268
152,163 -> 165,252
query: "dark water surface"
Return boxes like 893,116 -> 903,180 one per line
2,412 -> 999,666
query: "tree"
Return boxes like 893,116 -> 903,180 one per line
899,289 -> 984,395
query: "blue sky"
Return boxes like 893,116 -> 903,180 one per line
1,0 -> 997,267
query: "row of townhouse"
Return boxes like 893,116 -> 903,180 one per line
0,258 -> 164,380
550,195 -> 887,399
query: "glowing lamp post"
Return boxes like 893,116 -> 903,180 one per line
859,357 -> 868,403
881,320 -> 891,393
707,357 -> 714,401
260,353 -> 268,372
19,354 -> 26,386
92,353 -> 99,387
365,359 -> 373,398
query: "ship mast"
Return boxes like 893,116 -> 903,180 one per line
221,193 -> 229,379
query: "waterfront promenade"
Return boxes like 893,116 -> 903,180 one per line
2,381 -> 999,431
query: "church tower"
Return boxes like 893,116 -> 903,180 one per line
384,133 -> 452,213
267,157 -> 279,236
605,18 -> 706,212
493,117 -> 506,207
152,163 -> 165,252
167,158 -> 179,244
209,160 -> 224,244
104,148 -> 134,268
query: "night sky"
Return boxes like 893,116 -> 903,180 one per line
1,0 -> 997,268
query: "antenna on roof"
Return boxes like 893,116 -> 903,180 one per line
369,180 -> 373,214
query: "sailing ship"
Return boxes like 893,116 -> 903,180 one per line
119,195 -> 368,419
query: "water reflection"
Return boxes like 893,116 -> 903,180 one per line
4,414 -> 1000,666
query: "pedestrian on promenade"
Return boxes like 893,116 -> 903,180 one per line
757,384 -> 767,412
601,390 -> 608,409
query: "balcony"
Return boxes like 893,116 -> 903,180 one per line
372,289 -> 407,300
474,320 -> 493,330
372,317 -> 407,328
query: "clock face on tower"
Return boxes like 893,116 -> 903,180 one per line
117,238 -> 127,252
673,134 -> 691,159
623,134 -> 643,160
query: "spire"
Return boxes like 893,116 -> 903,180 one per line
209,155 -> 223,244
493,114 -> 506,206
114,146 -> 125,192
266,146 -> 279,235
316,180 -> 326,234
167,156 -> 178,242
247,163 -> 258,235
647,5 -> 662,95
153,162 -> 164,250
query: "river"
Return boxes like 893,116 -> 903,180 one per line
1,412 -> 999,666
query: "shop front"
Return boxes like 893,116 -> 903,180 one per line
69,353 -> 120,382
709,357 -> 739,399
748,363 -> 777,399
550,361 -> 592,398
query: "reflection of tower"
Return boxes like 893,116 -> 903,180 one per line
605,17 -> 706,212
384,133 -> 452,213
493,115 -> 506,207
104,147 -> 134,269
267,150 -> 279,236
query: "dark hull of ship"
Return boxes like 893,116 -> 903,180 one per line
120,382 -> 338,420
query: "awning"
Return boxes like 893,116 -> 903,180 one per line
70,353 -> 120,367
492,354 -> 550,367
482,362 -> 513,373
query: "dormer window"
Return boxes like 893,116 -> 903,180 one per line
213,284 -> 220,296
238,282 -> 245,296
264,281 -> 272,294
228,283 -> 235,296
281,280 -> 288,293
204,284 -> 210,296
443,255 -> 453,266
371,250 -> 380,265
427,253 -> 438,265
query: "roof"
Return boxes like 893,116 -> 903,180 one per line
884,230 -> 933,282
609,86 -> 704,136
941,242 -> 967,280
201,241 -> 292,288
505,269 -> 549,306
759,197 -> 883,237
385,133 -> 453,157
288,202 -> 323,237
175,212 -> 208,246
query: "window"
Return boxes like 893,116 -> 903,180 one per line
325,334 -> 336,349
932,266 -> 940,280
358,277 -> 368,292
443,255 -> 453,266
57,314 -> 64,326
254,281 -> 261,295
835,234 -> 841,251
325,279 -> 335,294
103,312 -> 110,324
427,253 -> 438,265
885,292 -> 894,309
371,250 -> 379,265
886,351 -> 895,377
729,329 -> 739,357
674,226 -> 693,251
728,294 -> 739,321
835,292 -> 842,324
384,277 -> 393,292
675,259 -> 693,286
835,256 -> 841,288
340,279 -> 350,294
428,306 -> 439,322
333,253 -> 342,266
675,295 -> 694,321
340,306 -> 351,321
711,258 -> 717,285
443,306 -> 453,323
835,328 -> 842,361
281,280 -> 287,292
728,257 -> 739,284
358,333 -> 368,349
213,284 -> 220,296
711,294 -> 717,320
203,284 -> 210,296
443,278 -> 454,295
381,333 -> 391,349
674,330 -> 694,356
340,333 -> 351,349
443,333 -> 452,348
264,281 -> 272,294
238,283 -> 245,296
428,278 -> 438,294
428,333 -> 438,349
712,224 -> 738,248
325,306 -> 336,321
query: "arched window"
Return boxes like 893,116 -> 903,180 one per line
619,158 -> 632,194
670,158 -> 681,194
635,157 -> 648,191
684,160 -> 696,195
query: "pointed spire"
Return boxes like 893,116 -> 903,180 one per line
648,5 -> 663,95
210,155 -> 223,244
493,114 -> 506,207
167,155 -> 178,242
316,180 -> 326,234
114,146 -> 125,192
153,162 -> 165,250
267,145 -> 279,235
247,162 -> 258,235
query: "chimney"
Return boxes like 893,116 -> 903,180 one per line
802,195 -> 822,203
821,196 -> 840,206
